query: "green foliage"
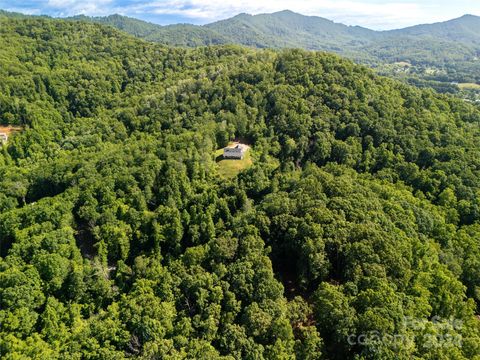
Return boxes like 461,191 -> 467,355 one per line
0,16 -> 480,360
49,10 -> 480,87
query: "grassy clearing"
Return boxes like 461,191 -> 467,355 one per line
0,126 -> 22,135
393,61 -> 411,67
215,146 -> 253,179
458,83 -> 480,90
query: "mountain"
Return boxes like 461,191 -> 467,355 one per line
205,10 -> 377,52
1,15 -> 480,359
67,10 -> 480,59
69,14 -> 162,37
62,10 -> 480,85
390,14 -> 480,45
143,24 -> 230,46
0,9 -> 39,19
68,10 -> 378,58
3,9 -> 480,84
4,9 -> 480,54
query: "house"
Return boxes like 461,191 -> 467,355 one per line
223,143 -> 248,159
0,133 -> 7,145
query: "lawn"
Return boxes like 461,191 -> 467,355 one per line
215,146 -> 253,179
458,83 -> 480,90
0,126 -> 22,135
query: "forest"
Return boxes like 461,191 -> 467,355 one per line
1,16 -> 480,359
5,9 -> 480,97
63,11 -> 480,86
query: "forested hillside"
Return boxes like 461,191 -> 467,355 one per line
1,17 -> 480,359
5,9 -> 480,93
59,10 -> 480,85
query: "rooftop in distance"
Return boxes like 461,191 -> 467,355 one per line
223,142 -> 249,159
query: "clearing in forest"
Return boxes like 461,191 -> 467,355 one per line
458,83 -> 480,90
215,142 -> 252,178
0,125 -> 23,136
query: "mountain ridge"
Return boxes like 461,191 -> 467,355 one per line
3,9 -> 480,83
61,10 -> 480,68
4,8 -> 480,41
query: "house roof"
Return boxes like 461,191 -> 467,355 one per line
225,143 -> 247,150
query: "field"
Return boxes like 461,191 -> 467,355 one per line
215,144 -> 253,178
393,61 -> 411,67
0,125 -> 22,135
458,82 -> 480,90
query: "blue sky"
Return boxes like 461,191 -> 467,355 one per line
1,0 -> 480,30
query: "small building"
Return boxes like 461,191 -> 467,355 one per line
0,133 -> 7,145
223,143 -> 248,159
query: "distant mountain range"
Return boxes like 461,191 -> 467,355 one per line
2,9 -> 480,83
62,11 -> 480,66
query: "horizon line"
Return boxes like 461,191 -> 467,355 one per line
0,7 -> 478,32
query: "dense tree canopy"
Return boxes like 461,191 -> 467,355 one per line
64,11 -> 480,87
1,17 -> 480,359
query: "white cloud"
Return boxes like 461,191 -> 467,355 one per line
46,0 -> 115,16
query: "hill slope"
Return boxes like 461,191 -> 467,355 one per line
1,16 -> 480,359
5,9 -> 480,85
390,14 -> 480,45
62,10 -> 480,86
205,10 -> 376,53
66,11 -> 480,61
70,14 -> 162,37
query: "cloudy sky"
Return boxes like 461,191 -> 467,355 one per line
1,0 -> 480,30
